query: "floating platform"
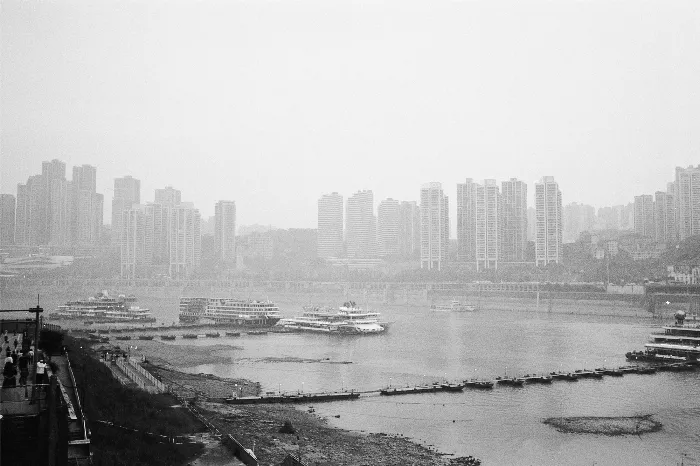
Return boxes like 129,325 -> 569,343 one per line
160,335 -> 176,341
225,391 -> 360,404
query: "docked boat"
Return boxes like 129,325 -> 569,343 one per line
51,291 -> 155,322
440,383 -> 466,392
549,372 -> 579,381
160,335 -> 176,341
179,297 -> 281,327
464,380 -> 494,389
138,335 -> 154,340
182,334 -> 198,339
115,336 -> 131,341
633,311 -> 700,362
495,377 -> 525,386
279,302 -> 388,334
225,332 -> 241,337
206,332 -> 220,338
430,300 -> 476,312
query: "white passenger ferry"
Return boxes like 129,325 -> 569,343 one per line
179,297 -> 281,327
280,301 -> 387,334
51,291 -> 155,322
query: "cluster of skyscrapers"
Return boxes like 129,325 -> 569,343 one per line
317,176 -> 563,271
632,166 -> 700,245
0,160 -> 103,248
0,160 -> 240,280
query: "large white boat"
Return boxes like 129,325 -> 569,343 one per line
51,291 -> 155,322
280,301 -> 387,334
639,310 -> 700,361
179,297 -> 282,327
430,300 -> 476,312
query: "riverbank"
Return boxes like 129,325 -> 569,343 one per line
89,336 -> 480,465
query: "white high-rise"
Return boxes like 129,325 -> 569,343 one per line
675,166 -> 700,241
475,180 -> 501,270
457,179 -> 477,263
346,190 -> 376,258
535,177 -> 562,267
420,182 -> 449,271
398,201 -> 420,258
215,200 -> 236,263
501,178 -> 527,262
112,176 -> 141,245
377,198 -> 400,257
169,202 -> 201,279
317,192 -> 344,259
634,194 -> 655,238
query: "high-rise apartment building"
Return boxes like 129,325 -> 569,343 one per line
398,201 -> 420,258
72,165 -> 103,247
169,203 -> 201,279
120,205 -> 147,279
155,186 -> 182,206
527,207 -> 536,241
535,177 -> 562,267
15,176 -> 44,246
317,192 -> 343,259
112,176 -> 141,245
346,190 -> 376,258
456,179 -> 477,262
215,200 -> 236,263
563,202 -> 595,243
501,178 -> 527,262
420,182 -> 449,270
377,198 -> 400,257
675,166 -> 700,241
634,194 -> 655,238
475,180 -> 502,270
654,191 -> 676,244
0,194 -> 15,246
43,159 -> 68,246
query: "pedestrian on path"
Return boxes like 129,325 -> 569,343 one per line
18,352 -> 29,386
35,359 -> 47,385
3,360 -> 17,387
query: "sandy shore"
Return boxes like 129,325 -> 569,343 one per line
87,335 -> 480,465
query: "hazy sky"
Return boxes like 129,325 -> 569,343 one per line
2,0 -> 699,230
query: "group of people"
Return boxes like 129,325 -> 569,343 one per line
1,330 -> 43,389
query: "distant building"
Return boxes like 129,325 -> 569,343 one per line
346,190 -> 376,258
475,180 -> 501,270
154,186 -> 182,206
535,176 -> 562,266
72,164 -> 103,247
654,190 -> 676,244
238,231 -> 273,260
120,204 -> 147,279
317,192 -> 343,259
501,178 -> 528,262
15,175 -> 44,246
168,202 -> 201,278
456,179 -> 477,262
44,159 -> 69,246
0,194 -> 16,246
527,207 -> 536,241
563,202 -> 595,243
377,198 -> 400,257
633,194 -> 655,238
667,264 -> 700,284
675,165 -> 700,241
420,182 -> 449,270
215,200 -> 236,264
398,201 -> 420,258
111,176 -> 140,245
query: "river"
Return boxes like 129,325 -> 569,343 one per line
5,291 -> 699,464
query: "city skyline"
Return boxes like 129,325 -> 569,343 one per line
2,1 -> 699,230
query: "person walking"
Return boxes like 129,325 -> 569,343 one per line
18,352 -> 29,386
35,359 -> 47,385
3,360 -> 17,388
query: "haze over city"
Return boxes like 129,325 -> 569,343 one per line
2,0 -> 699,229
